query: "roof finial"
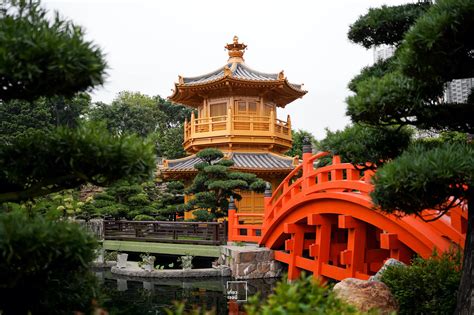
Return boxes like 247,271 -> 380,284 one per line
225,35 -> 247,63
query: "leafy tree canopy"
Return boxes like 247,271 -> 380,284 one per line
341,0 -> 474,311
0,93 -> 91,144
0,123 -> 156,203
0,0 -> 107,102
88,91 -> 192,159
317,124 -> 413,169
348,2 -> 431,49
285,129 -> 317,158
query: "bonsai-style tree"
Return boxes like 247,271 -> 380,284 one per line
184,148 -> 266,220
321,1 -> 474,313
81,180 -> 184,221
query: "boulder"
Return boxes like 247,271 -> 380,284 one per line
333,278 -> 398,314
369,258 -> 406,282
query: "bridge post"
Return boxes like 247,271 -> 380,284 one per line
302,136 -> 312,177
228,196 -> 237,242
263,182 -> 272,231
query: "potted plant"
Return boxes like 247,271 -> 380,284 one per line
177,254 -> 193,270
117,252 -> 128,268
139,253 -> 156,272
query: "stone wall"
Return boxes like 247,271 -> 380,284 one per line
219,245 -> 283,279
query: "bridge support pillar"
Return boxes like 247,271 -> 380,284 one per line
308,214 -> 336,281
339,215 -> 367,279
284,223 -> 306,280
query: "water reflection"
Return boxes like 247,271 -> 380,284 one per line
96,270 -> 278,315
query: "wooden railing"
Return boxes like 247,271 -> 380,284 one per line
183,111 -> 291,143
227,210 -> 264,243
104,220 -> 227,245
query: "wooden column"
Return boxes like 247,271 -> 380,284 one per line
270,110 -> 275,134
190,111 -> 195,138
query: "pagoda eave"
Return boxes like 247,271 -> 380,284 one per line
168,77 -> 306,108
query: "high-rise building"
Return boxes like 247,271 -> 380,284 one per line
444,78 -> 474,103
374,46 -> 473,104
373,46 -> 395,62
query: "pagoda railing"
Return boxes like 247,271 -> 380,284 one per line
183,111 -> 291,144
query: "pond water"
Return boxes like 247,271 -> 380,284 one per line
95,270 -> 279,315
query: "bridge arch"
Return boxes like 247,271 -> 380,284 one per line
256,152 -> 466,281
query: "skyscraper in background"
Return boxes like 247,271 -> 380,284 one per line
444,78 -> 474,103
373,46 -> 473,103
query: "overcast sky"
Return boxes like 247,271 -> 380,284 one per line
43,0 -> 408,139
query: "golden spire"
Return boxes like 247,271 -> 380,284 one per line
225,35 -> 247,63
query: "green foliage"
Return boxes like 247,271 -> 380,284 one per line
398,0 -> 474,84
177,254 -> 194,269
381,250 -> 462,315
0,123 -> 156,202
104,250 -> 118,262
348,58 -> 395,93
317,124 -> 413,169
348,2 -> 431,48
0,0 -> 107,102
347,0 -> 474,133
0,211 -> 99,314
133,214 -> 155,221
190,209 -> 216,222
0,93 -> 91,144
82,180 -> 184,220
89,91 -> 164,138
245,273 -> 359,315
285,129 -> 316,158
88,91 -> 192,159
185,148 -> 265,218
372,142 -> 474,216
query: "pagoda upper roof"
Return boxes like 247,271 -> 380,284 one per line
168,36 -> 307,108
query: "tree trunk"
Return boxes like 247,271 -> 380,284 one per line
456,193 -> 474,314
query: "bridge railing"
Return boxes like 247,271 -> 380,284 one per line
227,210 -> 263,243
262,152 -> 375,232
104,220 -> 227,245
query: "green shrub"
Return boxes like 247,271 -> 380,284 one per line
245,273 -> 360,315
133,214 -> 155,221
0,211 -> 99,314
191,209 -> 216,222
380,250 -> 461,315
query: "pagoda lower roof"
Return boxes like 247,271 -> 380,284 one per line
162,152 -> 296,173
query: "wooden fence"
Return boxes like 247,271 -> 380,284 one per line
104,220 -> 227,246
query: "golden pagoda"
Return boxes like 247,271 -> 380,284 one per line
162,36 -> 307,218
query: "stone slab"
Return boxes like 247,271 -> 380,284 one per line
111,261 -> 231,278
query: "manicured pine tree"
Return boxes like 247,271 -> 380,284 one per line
320,1 -> 474,313
184,148 -> 266,220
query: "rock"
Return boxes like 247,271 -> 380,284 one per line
369,258 -> 406,282
333,278 -> 398,314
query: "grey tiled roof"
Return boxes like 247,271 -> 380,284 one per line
182,62 -> 298,87
165,152 -> 294,172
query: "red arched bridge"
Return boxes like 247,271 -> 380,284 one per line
228,151 -> 467,281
